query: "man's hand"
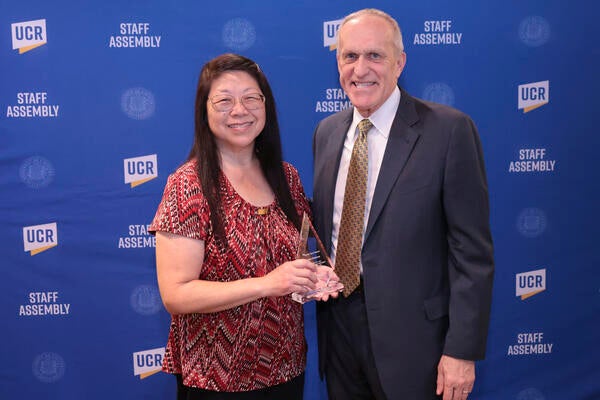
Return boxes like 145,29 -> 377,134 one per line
312,265 -> 342,301
436,355 -> 475,400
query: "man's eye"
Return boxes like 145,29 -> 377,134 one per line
368,52 -> 382,60
344,53 -> 358,61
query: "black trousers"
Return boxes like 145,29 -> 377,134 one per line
325,287 -> 387,400
175,373 -> 304,400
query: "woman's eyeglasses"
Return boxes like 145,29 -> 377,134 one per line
208,93 -> 265,112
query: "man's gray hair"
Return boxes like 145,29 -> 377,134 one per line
336,8 -> 404,55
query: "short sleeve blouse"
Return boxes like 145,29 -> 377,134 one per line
149,160 -> 311,391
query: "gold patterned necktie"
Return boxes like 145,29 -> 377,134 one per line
336,119 -> 373,296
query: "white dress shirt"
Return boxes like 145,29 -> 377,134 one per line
330,86 -> 401,270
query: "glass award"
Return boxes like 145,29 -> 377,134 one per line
291,212 -> 344,303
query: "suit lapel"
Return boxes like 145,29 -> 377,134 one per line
321,111 -> 353,250
365,90 -> 421,241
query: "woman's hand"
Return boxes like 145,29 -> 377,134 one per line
262,259 -> 319,297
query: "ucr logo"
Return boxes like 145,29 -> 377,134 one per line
323,19 -> 343,50
12,19 -> 47,54
518,80 -> 549,113
133,347 -> 165,379
516,268 -> 546,300
124,154 -> 158,187
23,222 -> 58,255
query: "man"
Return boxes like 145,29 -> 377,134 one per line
312,8 -> 495,400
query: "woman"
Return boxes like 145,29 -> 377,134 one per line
149,53 -> 337,399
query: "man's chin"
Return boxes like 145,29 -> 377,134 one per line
347,98 -> 375,115
347,92 -> 375,105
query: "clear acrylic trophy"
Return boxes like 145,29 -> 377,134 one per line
291,213 -> 344,303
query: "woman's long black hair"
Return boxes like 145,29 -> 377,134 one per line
188,53 -> 301,244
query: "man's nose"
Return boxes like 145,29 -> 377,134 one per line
353,55 -> 369,76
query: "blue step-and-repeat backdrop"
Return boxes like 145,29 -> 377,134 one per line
1,1 -> 598,399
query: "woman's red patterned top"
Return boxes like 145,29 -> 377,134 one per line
149,160 -> 310,391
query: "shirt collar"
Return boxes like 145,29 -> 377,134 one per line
351,86 -> 401,140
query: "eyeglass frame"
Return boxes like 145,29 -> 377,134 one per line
208,93 -> 266,112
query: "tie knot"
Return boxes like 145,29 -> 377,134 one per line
358,119 -> 373,136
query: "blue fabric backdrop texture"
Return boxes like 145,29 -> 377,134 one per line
1,1 -> 598,399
